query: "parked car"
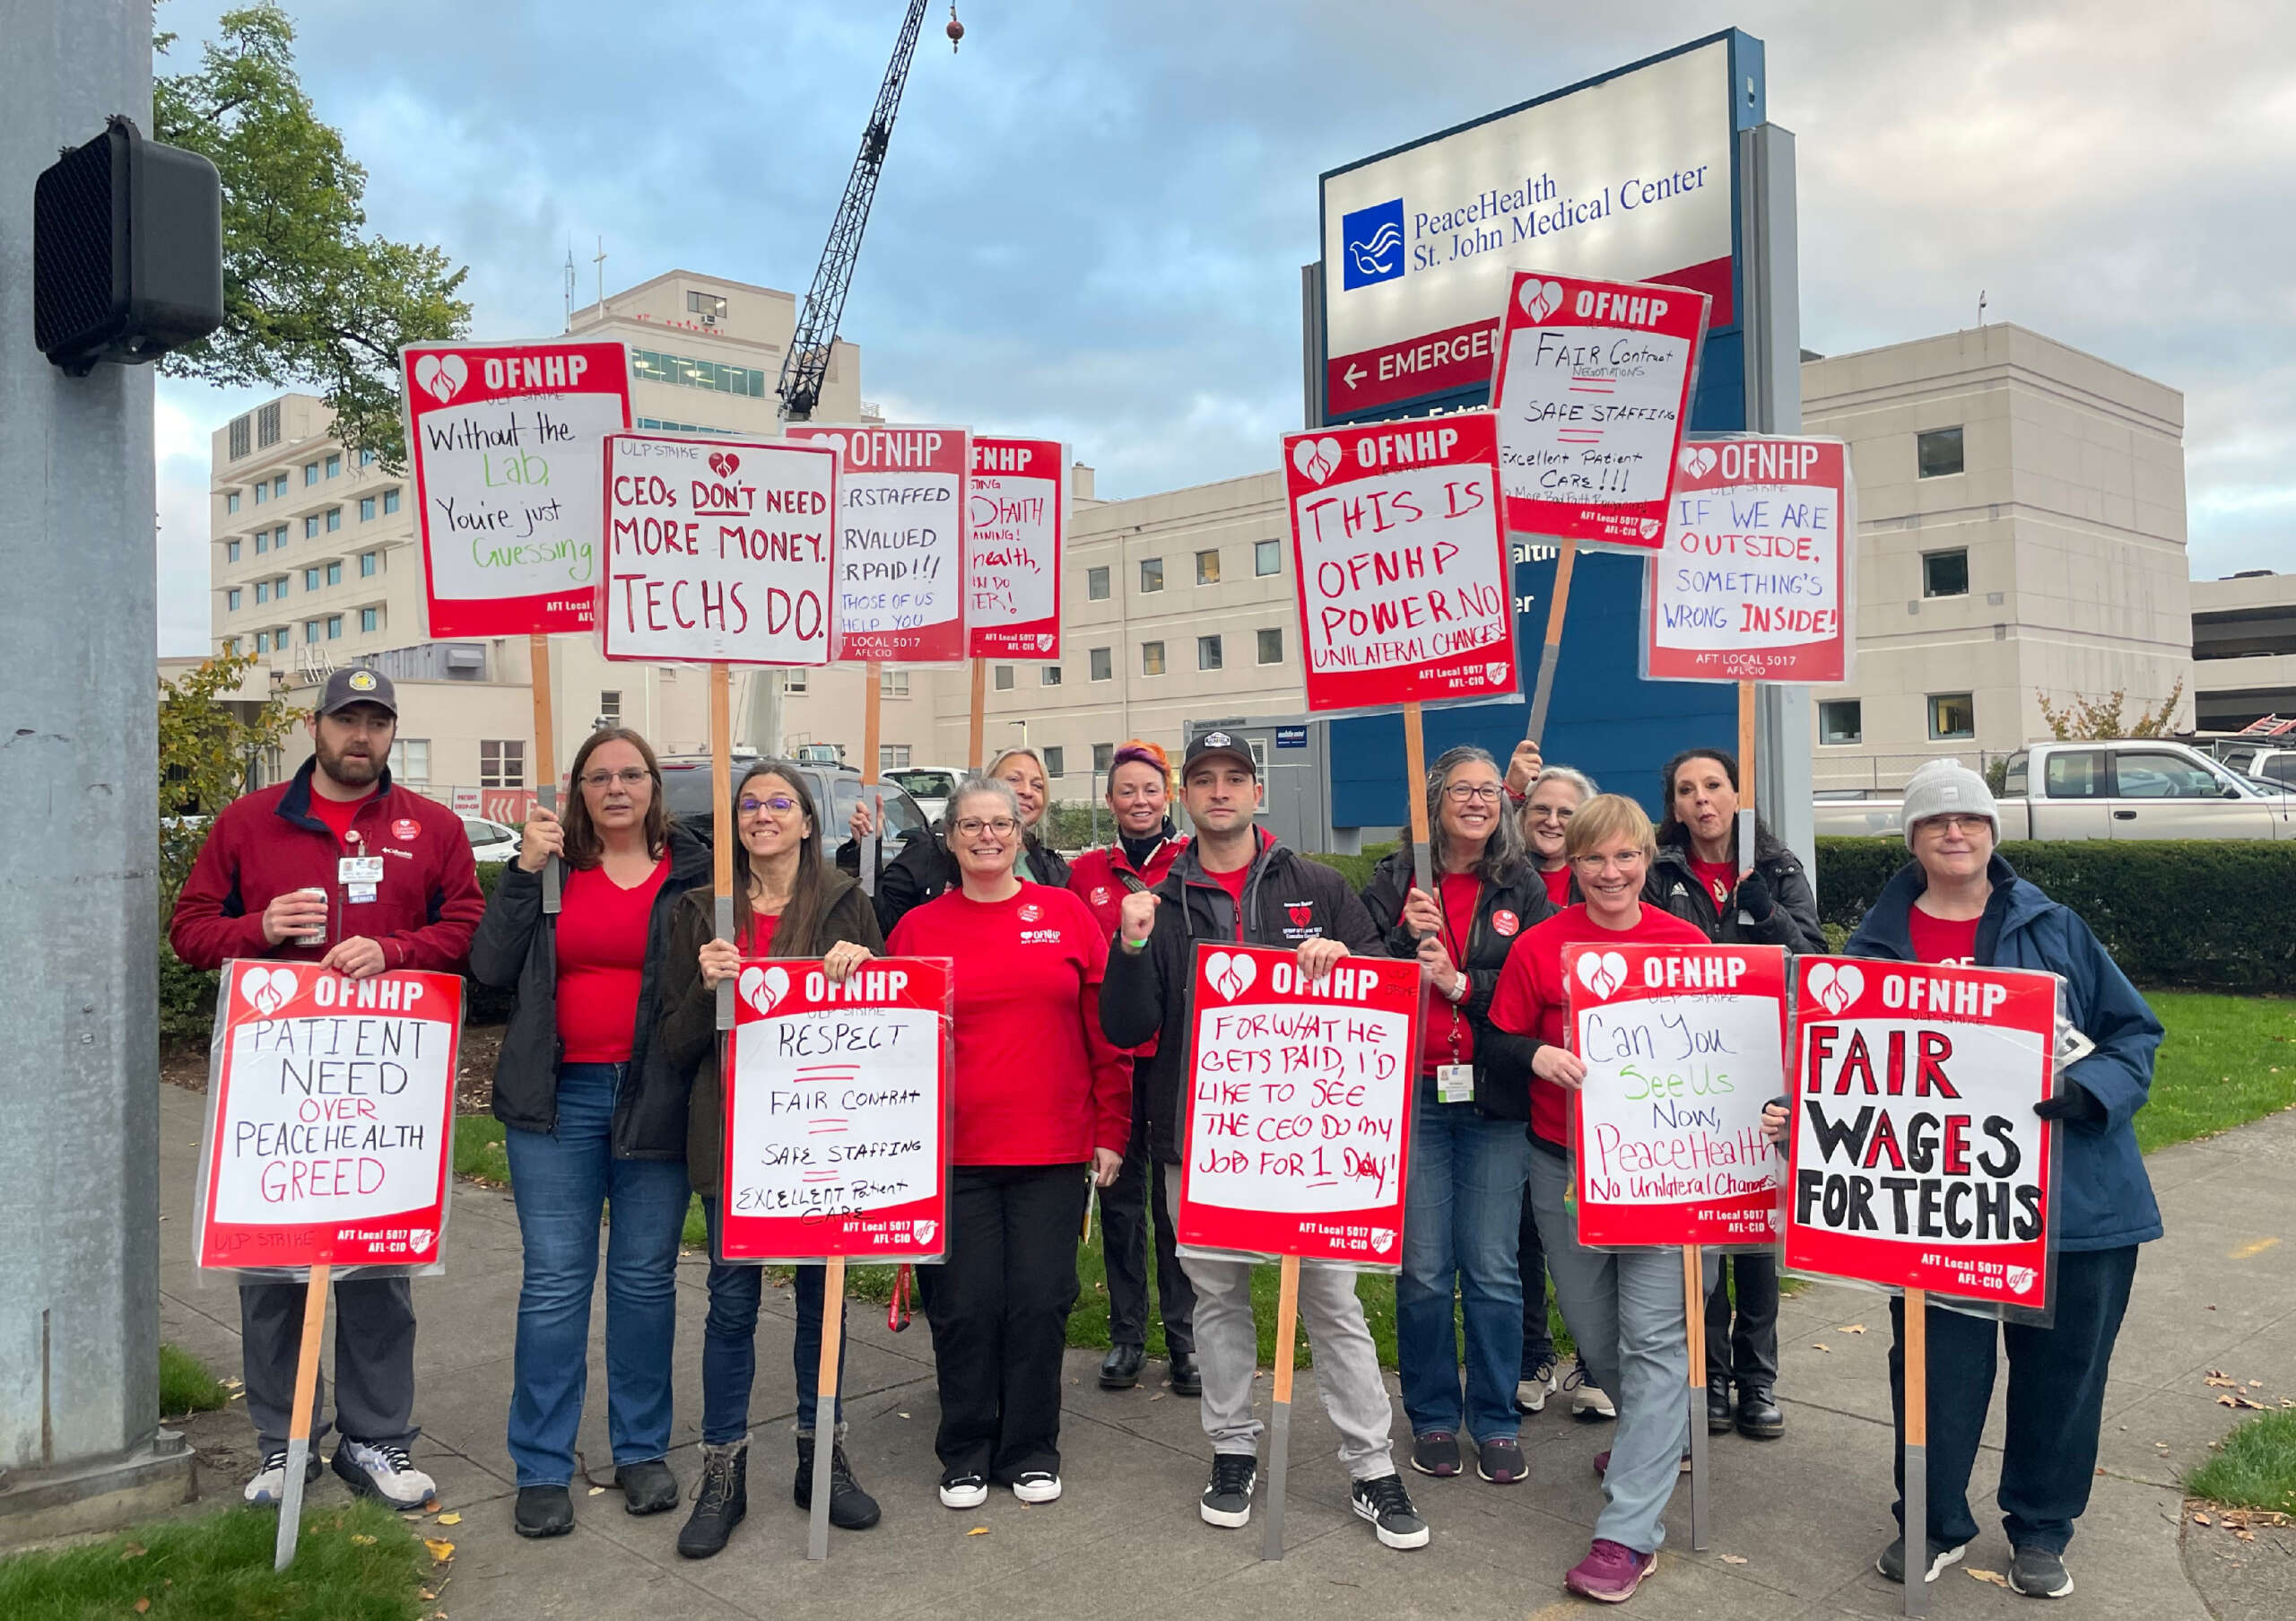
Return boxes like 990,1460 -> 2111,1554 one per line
883,765 -> 965,827
653,754 -> 934,850
1813,740 -> 2296,841
463,815 -> 521,863
2221,745 -> 2296,789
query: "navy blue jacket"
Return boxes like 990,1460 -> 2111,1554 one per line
1845,855 -> 2163,1251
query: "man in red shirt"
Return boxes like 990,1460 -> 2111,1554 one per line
170,667 -> 483,1511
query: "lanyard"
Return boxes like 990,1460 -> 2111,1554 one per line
1438,877 -> 1479,1063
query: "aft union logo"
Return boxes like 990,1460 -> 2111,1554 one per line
1341,198 -> 1405,290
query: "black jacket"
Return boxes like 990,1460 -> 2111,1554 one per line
468,823 -> 712,1156
837,829 -> 1070,936
1100,829 -> 1387,1163
1358,849 -> 1556,1120
1647,833 -> 1826,953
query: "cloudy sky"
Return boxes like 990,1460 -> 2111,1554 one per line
154,0 -> 2293,652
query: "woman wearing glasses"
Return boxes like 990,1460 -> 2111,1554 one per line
844,746 -> 1072,935
1359,746 -> 1553,1486
1487,795 -> 1707,1605
470,728 -> 709,1538
657,763 -> 886,1556
884,775 -> 1129,1511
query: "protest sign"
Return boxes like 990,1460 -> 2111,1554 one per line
597,433 -> 837,666
1283,412 -> 1518,714
1176,944 -> 1420,1266
1786,956 -> 2059,1310
785,423 -> 970,664
196,964 -> 462,1270
1565,943 -> 1787,1248
401,339 -> 631,637
1645,436 -> 1854,684
967,436 -> 1065,659
718,957 -> 953,1262
1489,272 -> 1709,548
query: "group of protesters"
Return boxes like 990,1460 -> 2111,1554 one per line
170,667 -> 2163,1605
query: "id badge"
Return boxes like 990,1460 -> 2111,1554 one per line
339,856 -> 384,885
1436,1064 -> 1475,1103
347,883 -> 379,905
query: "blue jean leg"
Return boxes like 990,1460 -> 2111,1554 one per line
699,1198 -> 847,1442
1396,1089 -> 1533,1440
1396,1088 -> 1461,1435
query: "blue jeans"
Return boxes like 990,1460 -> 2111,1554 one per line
1396,1081 -> 1534,1442
504,1063 -> 690,1487
698,1196 -> 847,1442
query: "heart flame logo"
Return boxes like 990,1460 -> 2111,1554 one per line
1518,280 -> 1566,321
1204,950 -> 1257,1001
1682,446 -> 1718,478
413,353 -> 467,405
1574,951 -> 1629,999
1806,963 -> 1865,1016
1292,436 -> 1345,485
708,451 -> 740,479
737,964 -> 790,1017
239,965 -> 299,1015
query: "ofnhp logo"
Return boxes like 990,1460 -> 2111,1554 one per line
1340,198 -> 1405,290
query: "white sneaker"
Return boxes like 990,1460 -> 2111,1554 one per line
330,1439 -> 436,1510
243,1449 -> 320,1505
1566,1363 -> 1616,1421
939,1472 -> 988,1509
1517,1356 -> 1558,1414
1013,1470 -> 1062,1504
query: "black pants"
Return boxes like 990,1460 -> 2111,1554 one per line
1704,1253 -> 1780,1390
926,1163 -> 1088,1483
1518,1180 -> 1554,1366
1890,1245 -> 2139,1555
239,1275 -> 418,1457
1100,1084 -> 1195,1354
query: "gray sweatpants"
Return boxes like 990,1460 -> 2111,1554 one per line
239,1274 -> 419,1457
1163,1166 -> 1397,1480
1527,1146 -> 1688,1554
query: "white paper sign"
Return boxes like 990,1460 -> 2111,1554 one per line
725,1005 -> 942,1220
1575,994 -> 1781,1208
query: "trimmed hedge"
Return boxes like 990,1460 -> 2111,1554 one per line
1302,841 -> 1398,894
1815,837 -> 2296,993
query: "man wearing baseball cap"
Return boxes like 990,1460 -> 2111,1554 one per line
1100,729 -> 1431,1551
170,665 -> 486,1511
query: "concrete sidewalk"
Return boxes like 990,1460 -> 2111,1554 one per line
157,1083 -> 2295,1619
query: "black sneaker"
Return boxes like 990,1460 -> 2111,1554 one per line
617,1457 -> 679,1515
514,1483 -> 574,1538
676,1440 -> 747,1558
795,1434 -> 880,1529
1350,1473 -> 1430,1549
1876,1533 -> 1969,1583
2008,1546 -> 2074,1599
1199,1453 -> 1257,1528
938,1470 -> 988,1510
1409,1431 -> 1462,1477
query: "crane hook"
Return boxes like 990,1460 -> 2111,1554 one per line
946,2 -> 963,52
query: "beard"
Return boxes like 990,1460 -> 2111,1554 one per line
316,734 -> 385,789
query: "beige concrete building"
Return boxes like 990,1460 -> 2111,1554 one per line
2192,570 -> 2296,731
1800,325 -> 2191,789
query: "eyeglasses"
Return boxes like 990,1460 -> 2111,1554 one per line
1528,803 -> 1577,822
1570,850 -> 1647,873
1443,782 -> 1503,804
581,767 -> 651,789
1918,815 -> 1991,836
953,816 -> 1020,838
739,795 -> 799,817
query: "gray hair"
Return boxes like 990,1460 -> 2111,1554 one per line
1426,745 -> 1526,883
1532,764 -> 1598,805
944,774 -> 1022,857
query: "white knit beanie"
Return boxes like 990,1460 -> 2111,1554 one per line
1900,757 -> 1998,849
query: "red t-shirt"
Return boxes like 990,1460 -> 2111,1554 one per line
554,858 -> 670,1062
1539,866 -> 1571,906
1691,859 -> 1737,911
1420,873 -> 1481,1076
888,882 -> 1129,1165
1489,902 -> 1710,1146
1907,907 -> 1981,966
1205,862 -> 1249,939
740,914 -> 780,956
307,785 -> 377,848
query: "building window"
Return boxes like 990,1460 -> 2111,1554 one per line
225,491 -> 240,514
1819,700 -> 1862,745
325,453 -> 341,478
1091,742 -> 1113,773
629,346 -> 769,398
226,540 -> 240,562
254,580 -> 269,604
598,691 -> 622,725
1040,664 -> 1062,686
1142,641 -> 1166,676
1917,426 -> 1964,478
360,496 -> 376,521
1089,647 -> 1112,682
1043,745 -> 1065,779
253,483 -> 266,506
257,402 -> 281,448
304,515 -> 320,539
326,615 -> 343,641
880,744 -> 911,771
304,568 -> 321,592
360,449 -> 376,466
1922,549 -> 1969,598
359,551 -> 378,578
382,488 -> 400,514
304,462 -> 319,486
229,415 -> 251,460
326,507 -> 342,533
1196,548 -> 1222,586
1257,627 -> 1283,665
1086,566 -> 1110,601
326,562 -> 342,586
389,739 -> 429,781
256,533 -> 270,556
1928,693 -> 1976,740
687,290 -> 727,319
1197,634 -> 1222,671
304,620 -> 321,644
272,474 -> 287,497
226,588 -> 242,611
253,631 -> 268,653
480,740 -> 526,789
1139,557 -> 1163,594
994,664 -> 1014,691
360,606 -> 380,632
784,667 -> 807,693
880,668 -> 910,697
274,525 -> 287,545
1255,537 -> 1281,577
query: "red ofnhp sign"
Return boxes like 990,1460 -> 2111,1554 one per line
196,965 -> 462,1270
968,436 -> 1065,659
1177,945 -> 1420,1266
786,423 -> 970,664
1489,272 -> 1709,547
718,957 -> 952,1262
1283,411 -> 1519,713
1565,943 -> 1787,1247
1786,957 -> 2060,1309
1644,436 -> 1854,684
401,339 -> 632,637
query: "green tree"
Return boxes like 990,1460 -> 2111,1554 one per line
153,4 -> 471,471
159,650 -> 300,913
2035,675 -> 2187,742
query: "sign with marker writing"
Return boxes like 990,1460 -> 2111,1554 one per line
785,423 -> 970,663
718,957 -> 953,1262
401,339 -> 631,636
1283,410 -> 1519,713
597,433 -> 836,666
195,965 -> 462,1270
1564,943 -> 1787,1248
968,436 -> 1065,659
1490,271 -> 1709,547
1177,944 -> 1420,1267
1786,957 -> 2059,1310
1644,436 -> 1854,684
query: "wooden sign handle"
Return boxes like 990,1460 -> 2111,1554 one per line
858,665 -> 883,896
1522,536 -> 1578,745
804,1255 -> 848,1562
1683,1242 -> 1710,1550
1735,678 -> 1758,879
710,663 -> 735,1031
271,1260 -> 331,1571
968,657 -> 987,771
1402,700 -> 1433,902
1903,1286 -> 1929,1616
529,633 -> 561,914
1259,1252 -> 1301,1562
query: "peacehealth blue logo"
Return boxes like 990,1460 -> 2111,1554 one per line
1341,198 -> 1405,289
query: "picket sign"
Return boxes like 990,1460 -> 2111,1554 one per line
962,434 -> 1068,776
1175,942 -> 1422,1557
194,963 -> 464,1568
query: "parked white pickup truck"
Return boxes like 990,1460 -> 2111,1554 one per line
1815,740 -> 2296,841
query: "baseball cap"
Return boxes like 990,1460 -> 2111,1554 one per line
1183,729 -> 1256,779
318,666 -> 397,717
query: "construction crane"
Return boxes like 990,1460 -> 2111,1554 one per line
776,1 -> 963,422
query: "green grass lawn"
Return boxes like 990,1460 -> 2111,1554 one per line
2186,1408 -> 2296,1516
158,1343 -> 228,1419
0,1500 -> 435,1621
2137,992 -> 2296,1153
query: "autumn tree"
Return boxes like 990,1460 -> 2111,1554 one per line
158,651 -> 300,912
2035,675 -> 2187,742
